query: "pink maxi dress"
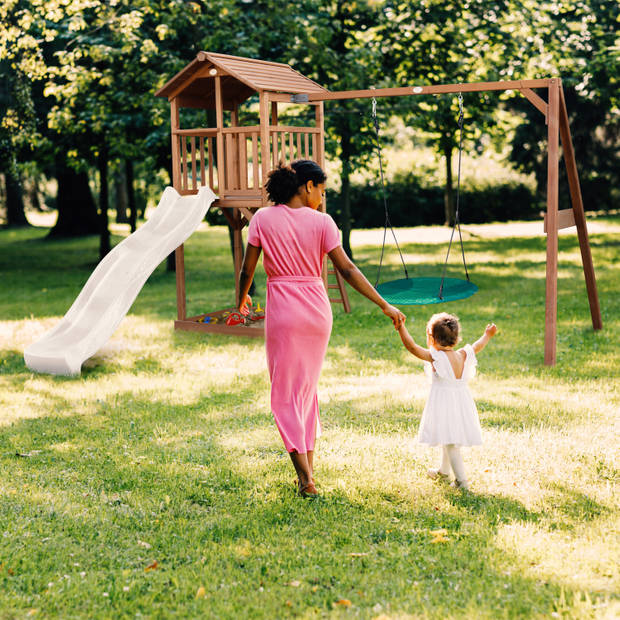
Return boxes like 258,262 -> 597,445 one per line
247,204 -> 341,454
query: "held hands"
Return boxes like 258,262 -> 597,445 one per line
238,294 -> 252,316
485,323 -> 498,338
382,304 -> 406,330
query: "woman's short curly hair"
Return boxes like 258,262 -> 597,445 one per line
426,312 -> 461,347
265,160 -> 327,204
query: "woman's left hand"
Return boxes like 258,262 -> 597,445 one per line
238,294 -> 252,316
383,304 -> 406,329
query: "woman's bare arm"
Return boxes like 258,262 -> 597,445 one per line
328,246 -> 405,328
238,243 -> 262,312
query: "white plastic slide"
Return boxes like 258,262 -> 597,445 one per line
24,186 -> 217,376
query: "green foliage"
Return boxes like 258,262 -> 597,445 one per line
327,176 -> 539,228
506,0 -> 620,207
0,0 -> 618,233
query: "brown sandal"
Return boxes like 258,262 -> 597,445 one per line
299,481 -> 319,498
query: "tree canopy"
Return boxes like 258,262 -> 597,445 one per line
1,0 -> 617,248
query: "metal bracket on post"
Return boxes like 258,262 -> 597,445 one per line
290,93 -> 309,103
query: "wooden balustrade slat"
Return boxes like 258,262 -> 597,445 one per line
208,137 -> 214,190
240,134 -> 248,190
199,137 -> 206,187
225,133 -> 234,190
191,137 -> 197,190
181,136 -> 188,191
252,133 -> 259,189
271,132 -> 277,168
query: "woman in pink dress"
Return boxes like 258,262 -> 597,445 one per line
238,161 -> 404,497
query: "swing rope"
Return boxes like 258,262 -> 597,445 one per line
371,96 -> 409,288
438,92 -> 470,299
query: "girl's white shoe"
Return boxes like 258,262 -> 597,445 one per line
427,469 -> 450,482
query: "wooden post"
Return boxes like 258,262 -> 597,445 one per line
315,100 -> 349,312
231,103 -> 240,190
170,97 -> 186,320
175,245 -> 187,320
558,86 -> 602,330
233,210 -> 243,305
544,79 -> 560,365
271,101 -> 278,125
215,76 -> 225,193
259,91 -> 271,201
170,98 -> 181,189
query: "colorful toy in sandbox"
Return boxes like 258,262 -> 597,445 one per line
190,302 -> 265,335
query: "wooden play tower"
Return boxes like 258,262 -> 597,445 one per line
156,51 -> 602,365
155,51 -> 351,339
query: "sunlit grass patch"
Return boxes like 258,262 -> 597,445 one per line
0,220 -> 618,617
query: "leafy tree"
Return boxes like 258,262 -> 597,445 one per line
0,64 -> 34,227
378,0 -> 524,225
295,0 -> 386,258
506,0 -> 619,211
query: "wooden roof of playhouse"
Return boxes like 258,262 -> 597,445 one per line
155,51 -> 329,109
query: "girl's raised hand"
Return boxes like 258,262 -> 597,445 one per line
383,304 -> 406,329
485,323 -> 497,337
238,294 -> 252,316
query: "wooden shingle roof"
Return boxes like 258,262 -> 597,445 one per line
155,52 -> 328,109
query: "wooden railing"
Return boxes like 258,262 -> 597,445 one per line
174,128 -> 217,194
173,125 -> 320,200
269,125 -> 321,169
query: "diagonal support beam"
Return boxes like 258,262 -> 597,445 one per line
521,88 -> 548,121
558,86 -> 602,330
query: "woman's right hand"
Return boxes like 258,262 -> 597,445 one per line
238,294 -> 252,316
382,304 -> 406,329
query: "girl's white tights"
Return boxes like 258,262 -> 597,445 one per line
439,444 -> 467,482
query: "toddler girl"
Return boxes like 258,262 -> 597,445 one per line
397,312 -> 497,490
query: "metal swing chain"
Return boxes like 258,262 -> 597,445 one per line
439,92 -> 471,299
371,96 -> 410,288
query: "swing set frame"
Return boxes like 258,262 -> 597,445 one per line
157,52 -> 601,366
290,77 -> 602,366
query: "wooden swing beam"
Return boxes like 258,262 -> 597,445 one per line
281,77 -> 602,366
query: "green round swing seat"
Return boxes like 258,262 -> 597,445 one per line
376,277 -> 478,305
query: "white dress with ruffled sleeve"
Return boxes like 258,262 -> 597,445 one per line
417,344 -> 482,447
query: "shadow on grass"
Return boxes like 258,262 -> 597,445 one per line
0,385 -> 612,617
447,484 -> 609,534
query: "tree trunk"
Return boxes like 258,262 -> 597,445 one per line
5,168 -> 30,227
49,157 -> 99,237
126,159 -> 137,233
340,131 -> 353,259
98,143 -> 111,260
114,166 -> 129,223
443,140 -> 455,226
24,175 -> 44,212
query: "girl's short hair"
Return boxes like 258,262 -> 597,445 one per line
427,312 -> 460,347
265,160 -> 327,204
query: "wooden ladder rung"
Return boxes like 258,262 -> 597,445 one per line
327,284 -> 340,289
329,298 -> 344,304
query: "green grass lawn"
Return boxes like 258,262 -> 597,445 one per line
0,216 -> 618,619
